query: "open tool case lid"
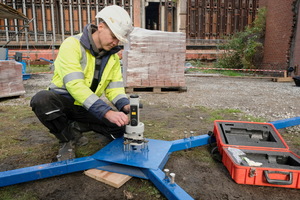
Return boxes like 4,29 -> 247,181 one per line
213,120 -> 289,152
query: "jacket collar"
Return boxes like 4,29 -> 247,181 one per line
80,23 -> 121,57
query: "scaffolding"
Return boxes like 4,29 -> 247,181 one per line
0,2 -> 32,52
0,0 -> 133,47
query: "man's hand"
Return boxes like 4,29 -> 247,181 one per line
104,110 -> 129,127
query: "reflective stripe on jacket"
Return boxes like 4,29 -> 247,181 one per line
50,33 -> 127,119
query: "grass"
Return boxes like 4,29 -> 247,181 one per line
185,60 -> 265,77
172,146 -> 216,165
187,67 -> 246,76
76,132 -> 108,157
0,105 -> 49,161
0,106 -> 29,159
0,186 -> 38,200
26,65 -> 51,73
0,103 -> 266,162
284,134 -> 300,146
142,105 -> 266,142
193,106 -> 265,123
144,119 -> 175,140
125,179 -> 162,199
244,114 -> 266,122
207,108 -> 242,122
0,101 -> 285,199
280,127 -> 300,152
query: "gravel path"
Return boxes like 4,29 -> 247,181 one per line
2,73 -> 299,130
141,75 -> 300,132
156,76 -> 299,121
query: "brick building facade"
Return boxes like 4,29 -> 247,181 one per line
0,1 -> 260,45
290,0 -> 300,75
1,0 -> 299,75
259,0 -> 300,75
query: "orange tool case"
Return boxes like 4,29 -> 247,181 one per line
213,120 -> 300,189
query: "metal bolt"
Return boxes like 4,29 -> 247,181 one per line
145,140 -> 149,151
56,154 -> 61,161
164,169 -> 170,180
184,131 -> 188,139
190,131 -> 194,138
170,173 -> 175,184
123,142 -> 130,152
68,149 -> 73,159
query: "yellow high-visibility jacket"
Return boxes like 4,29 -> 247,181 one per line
49,28 -> 128,120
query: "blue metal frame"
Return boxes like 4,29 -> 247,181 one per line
269,116 -> 300,129
1,117 -> 299,200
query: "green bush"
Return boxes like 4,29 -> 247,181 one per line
216,7 -> 266,69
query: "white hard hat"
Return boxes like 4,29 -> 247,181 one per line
95,5 -> 133,43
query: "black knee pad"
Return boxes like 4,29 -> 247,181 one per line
30,90 -> 73,142
30,90 -> 54,108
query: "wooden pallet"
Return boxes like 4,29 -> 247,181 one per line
125,86 -> 187,93
272,77 -> 293,82
272,70 -> 293,82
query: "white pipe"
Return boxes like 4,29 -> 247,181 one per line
78,1 -> 82,32
41,0 -> 47,42
51,0 -> 56,42
69,0 -> 73,35
32,0 -> 37,42
12,0 -> 19,42
59,0 -> 65,40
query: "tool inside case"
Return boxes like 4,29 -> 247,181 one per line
225,148 -> 300,169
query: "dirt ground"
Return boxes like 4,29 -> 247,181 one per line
0,73 -> 300,200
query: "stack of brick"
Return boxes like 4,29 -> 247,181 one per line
0,60 -> 25,98
122,28 -> 186,88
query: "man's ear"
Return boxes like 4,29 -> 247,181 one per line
98,22 -> 105,31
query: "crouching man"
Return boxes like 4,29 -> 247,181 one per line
30,5 -> 133,161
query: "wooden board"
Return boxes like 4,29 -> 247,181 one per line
126,86 -> 187,93
272,77 -> 293,82
84,169 -> 132,188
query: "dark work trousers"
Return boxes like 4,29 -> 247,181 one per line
30,90 -> 125,142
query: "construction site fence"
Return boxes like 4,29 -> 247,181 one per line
0,30 -> 58,42
186,62 -> 290,77
186,39 -> 227,46
0,0 -> 133,45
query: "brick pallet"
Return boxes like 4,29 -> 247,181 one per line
122,28 -> 186,91
0,60 -> 25,98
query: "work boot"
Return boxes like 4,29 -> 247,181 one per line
69,121 -> 89,146
57,140 -> 76,161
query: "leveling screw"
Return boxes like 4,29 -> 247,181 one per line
164,168 -> 170,180
170,173 -> 176,184
56,154 -> 62,161
184,131 -> 188,139
68,149 -> 73,160
190,131 -> 194,138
